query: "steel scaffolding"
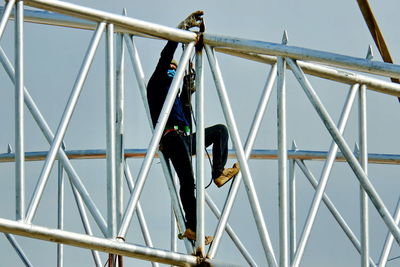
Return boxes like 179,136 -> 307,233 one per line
0,0 -> 400,266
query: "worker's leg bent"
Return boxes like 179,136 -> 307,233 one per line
161,132 -> 197,230
203,124 -> 229,178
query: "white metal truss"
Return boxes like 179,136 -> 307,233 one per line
0,0 -> 400,266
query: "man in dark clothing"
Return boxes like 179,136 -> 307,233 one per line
146,11 -> 239,245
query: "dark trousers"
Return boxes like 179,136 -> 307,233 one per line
161,124 -> 228,230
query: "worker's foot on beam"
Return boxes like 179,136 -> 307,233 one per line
214,163 -> 240,188
178,228 -> 213,245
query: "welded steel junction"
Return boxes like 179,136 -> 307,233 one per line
1,0 -> 400,266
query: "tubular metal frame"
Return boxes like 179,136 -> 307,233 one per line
0,1 -> 400,266
277,45 -> 288,267
195,46 -> 206,255
15,0 -> 25,222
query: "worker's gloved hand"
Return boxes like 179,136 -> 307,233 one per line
177,10 -> 204,30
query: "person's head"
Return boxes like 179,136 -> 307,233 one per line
170,59 -> 178,70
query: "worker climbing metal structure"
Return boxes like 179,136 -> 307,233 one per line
0,0 -> 400,266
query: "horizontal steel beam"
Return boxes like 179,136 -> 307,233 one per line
23,0 -> 197,43
205,33 -> 400,80
216,48 -> 400,97
0,6 -> 156,38
1,6 -> 95,30
0,148 -> 399,164
0,218 -> 239,267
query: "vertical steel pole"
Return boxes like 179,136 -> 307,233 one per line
205,45 -> 277,267
15,0 -> 25,221
170,205 -> 177,267
115,31 -> 125,230
287,57 -> 400,256
57,160 -> 64,267
171,206 -> 177,252
25,22 -> 106,224
277,54 -> 288,267
289,141 -> 297,262
118,42 -> 195,238
359,84 -> 369,267
0,0 -> 15,40
108,254 -> 114,267
0,46 -> 108,236
361,47 -> 372,267
106,23 -> 117,238
195,45 -> 205,256
117,16 -> 128,263
170,174 -> 178,263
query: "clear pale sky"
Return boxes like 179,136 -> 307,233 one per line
0,0 -> 400,266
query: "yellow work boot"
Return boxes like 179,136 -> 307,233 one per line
181,228 -> 213,245
214,163 -> 240,188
